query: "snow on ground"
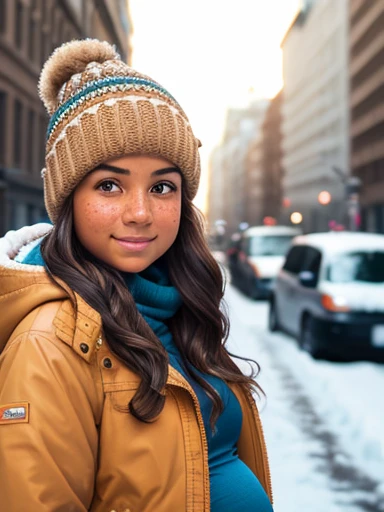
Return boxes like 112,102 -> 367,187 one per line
223,280 -> 384,512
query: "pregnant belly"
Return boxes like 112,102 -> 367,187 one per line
210,458 -> 273,512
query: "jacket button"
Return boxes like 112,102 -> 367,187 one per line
80,343 -> 89,353
103,358 -> 112,369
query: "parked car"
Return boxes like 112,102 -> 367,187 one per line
228,225 -> 301,299
268,231 -> 384,362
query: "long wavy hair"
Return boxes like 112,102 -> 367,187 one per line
41,185 -> 261,427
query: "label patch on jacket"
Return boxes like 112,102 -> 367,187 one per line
0,402 -> 29,425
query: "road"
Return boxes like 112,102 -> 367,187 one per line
224,281 -> 384,512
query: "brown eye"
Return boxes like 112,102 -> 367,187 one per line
98,180 -> 119,193
151,182 -> 176,194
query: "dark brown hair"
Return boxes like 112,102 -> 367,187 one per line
41,187 -> 261,427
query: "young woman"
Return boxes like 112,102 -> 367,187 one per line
0,40 -> 273,512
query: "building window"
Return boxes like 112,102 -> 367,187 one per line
0,91 -> 6,166
0,0 -> 6,33
40,0 -> 48,33
15,1 -> 23,49
13,202 -> 28,230
50,6 -> 57,50
28,9 -> 36,61
58,18 -> 65,44
13,99 -> 23,168
40,32 -> 47,65
27,109 -> 35,173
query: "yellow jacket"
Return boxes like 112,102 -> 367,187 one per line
0,225 -> 272,512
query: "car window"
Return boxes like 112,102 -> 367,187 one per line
283,245 -> 307,274
326,251 -> 384,283
302,247 -> 322,274
247,235 -> 294,256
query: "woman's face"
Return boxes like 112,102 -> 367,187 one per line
73,155 -> 182,273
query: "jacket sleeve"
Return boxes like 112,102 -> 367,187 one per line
0,331 -> 102,512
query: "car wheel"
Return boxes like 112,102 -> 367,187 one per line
300,316 -> 324,359
268,300 -> 280,332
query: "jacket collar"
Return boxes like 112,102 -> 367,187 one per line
53,291 -> 102,363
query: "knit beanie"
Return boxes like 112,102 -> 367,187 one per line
38,39 -> 201,223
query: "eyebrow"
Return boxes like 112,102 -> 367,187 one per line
92,163 -> 182,177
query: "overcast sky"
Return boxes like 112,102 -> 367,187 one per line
129,0 -> 299,211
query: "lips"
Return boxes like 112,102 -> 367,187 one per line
113,235 -> 156,252
116,236 -> 156,243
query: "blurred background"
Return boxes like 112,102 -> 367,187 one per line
1,0 -> 384,510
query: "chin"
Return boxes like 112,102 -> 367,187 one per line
111,259 -> 154,274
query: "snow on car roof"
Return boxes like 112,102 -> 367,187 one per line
244,225 -> 302,237
292,231 -> 384,254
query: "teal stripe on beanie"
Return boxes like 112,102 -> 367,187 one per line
47,76 -> 180,139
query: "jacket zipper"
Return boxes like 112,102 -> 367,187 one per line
95,335 -> 103,350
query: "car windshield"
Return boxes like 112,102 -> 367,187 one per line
248,235 -> 294,257
326,251 -> 384,283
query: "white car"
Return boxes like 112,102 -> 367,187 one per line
269,231 -> 384,361
228,225 -> 301,299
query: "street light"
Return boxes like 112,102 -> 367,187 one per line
290,212 -> 303,224
318,190 -> 331,206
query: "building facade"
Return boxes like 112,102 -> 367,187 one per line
244,135 -> 264,226
349,0 -> 384,233
261,90 -> 283,224
207,100 -> 268,236
0,0 -> 132,235
281,0 -> 350,233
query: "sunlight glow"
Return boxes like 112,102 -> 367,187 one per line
129,0 -> 299,212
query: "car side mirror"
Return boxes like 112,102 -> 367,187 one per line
298,270 -> 317,288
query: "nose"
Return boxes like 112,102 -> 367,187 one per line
121,189 -> 153,225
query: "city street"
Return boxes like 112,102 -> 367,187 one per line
224,279 -> 384,512
0,0 -> 382,510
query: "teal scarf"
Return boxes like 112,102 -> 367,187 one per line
123,262 -> 183,366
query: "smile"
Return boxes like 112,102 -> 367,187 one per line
113,236 -> 156,252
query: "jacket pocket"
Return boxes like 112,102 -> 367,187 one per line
103,381 -> 139,413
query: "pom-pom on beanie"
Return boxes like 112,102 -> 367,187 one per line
38,39 -> 201,223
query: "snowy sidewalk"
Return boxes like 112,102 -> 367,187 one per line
224,283 -> 384,512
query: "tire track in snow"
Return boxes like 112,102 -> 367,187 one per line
259,330 -> 384,512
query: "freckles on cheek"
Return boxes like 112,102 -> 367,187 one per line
82,202 -> 119,230
160,204 -> 181,224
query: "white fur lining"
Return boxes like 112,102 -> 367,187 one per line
0,223 -> 53,272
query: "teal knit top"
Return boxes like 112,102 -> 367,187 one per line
21,246 -> 272,511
